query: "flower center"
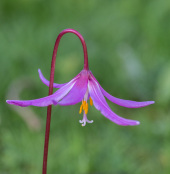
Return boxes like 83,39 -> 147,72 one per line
79,97 -> 93,115
79,89 -> 94,126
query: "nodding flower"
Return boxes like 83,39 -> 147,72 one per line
6,29 -> 154,126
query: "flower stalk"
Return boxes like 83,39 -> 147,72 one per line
43,29 -> 89,174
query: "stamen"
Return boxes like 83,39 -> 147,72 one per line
80,100 -> 88,114
79,104 -> 83,114
85,103 -> 88,114
83,101 -> 86,110
90,97 -> 93,106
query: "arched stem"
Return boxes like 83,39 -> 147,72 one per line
42,29 -> 89,174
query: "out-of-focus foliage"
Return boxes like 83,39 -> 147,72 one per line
0,0 -> 169,173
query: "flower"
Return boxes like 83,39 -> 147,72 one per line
6,69 -> 154,126
6,29 -> 154,127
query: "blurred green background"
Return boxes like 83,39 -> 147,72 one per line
0,0 -> 169,173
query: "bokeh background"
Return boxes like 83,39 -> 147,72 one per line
0,0 -> 169,173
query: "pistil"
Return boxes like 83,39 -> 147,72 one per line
79,97 -> 94,126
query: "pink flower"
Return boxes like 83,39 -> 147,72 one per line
7,68 -> 154,126
6,29 -> 154,126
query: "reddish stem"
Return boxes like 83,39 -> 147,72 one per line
42,29 -> 89,174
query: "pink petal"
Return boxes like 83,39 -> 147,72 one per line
6,75 -> 79,107
58,70 -> 88,106
90,72 -> 155,108
38,69 -> 66,88
101,87 -> 154,108
88,79 -> 140,126
38,69 -> 81,89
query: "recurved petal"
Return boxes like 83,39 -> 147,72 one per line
6,75 -> 79,107
38,69 -> 66,88
7,95 -> 57,107
100,87 -> 155,108
88,79 -> 140,126
58,71 -> 88,106
90,72 -> 154,108
101,87 -> 154,108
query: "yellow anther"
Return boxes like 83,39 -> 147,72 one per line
83,101 -> 86,110
79,104 -> 83,114
90,97 -> 93,106
80,100 -> 89,115
85,103 -> 88,114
